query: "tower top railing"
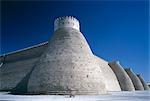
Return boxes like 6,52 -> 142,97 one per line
54,16 -> 80,31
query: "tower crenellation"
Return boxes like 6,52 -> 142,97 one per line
54,16 -> 80,31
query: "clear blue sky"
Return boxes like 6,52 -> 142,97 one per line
1,1 -> 149,81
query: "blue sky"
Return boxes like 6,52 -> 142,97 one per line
1,1 -> 149,81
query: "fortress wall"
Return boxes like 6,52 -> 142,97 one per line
0,58 -> 39,91
0,42 -> 47,63
137,74 -> 149,90
125,68 -> 144,90
94,56 -> 121,91
108,61 -> 135,91
0,43 -> 48,91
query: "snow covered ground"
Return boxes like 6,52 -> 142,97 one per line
0,91 -> 149,101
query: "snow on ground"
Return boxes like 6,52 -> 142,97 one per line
0,91 -> 150,101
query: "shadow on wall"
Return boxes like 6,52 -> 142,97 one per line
11,65 -> 36,95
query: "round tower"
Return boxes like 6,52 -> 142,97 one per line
125,68 -> 144,90
12,16 -> 107,95
137,74 -> 149,90
108,61 -> 135,91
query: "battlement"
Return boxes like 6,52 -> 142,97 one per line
54,16 -> 80,31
